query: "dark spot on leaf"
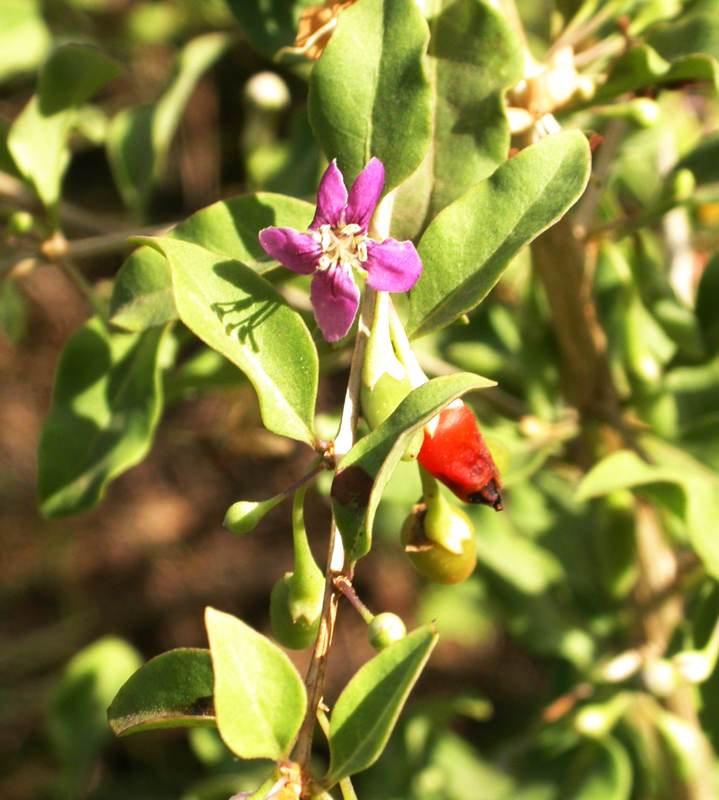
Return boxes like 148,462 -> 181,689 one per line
188,695 -> 215,717
331,466 -> 373,508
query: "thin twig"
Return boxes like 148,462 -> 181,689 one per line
293,191 -> 396,778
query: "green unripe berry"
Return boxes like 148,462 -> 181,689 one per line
270,574 -> 321,650
368,612 -> 406,650
401,503 -> 477,584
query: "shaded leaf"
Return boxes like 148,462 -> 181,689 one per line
108,648 -> 215,736
309,0 -> 431,190
407,131 -> 591,338
48,637 -> 142,794
110,192 -> 314,332
331,372 -> 494,560
326,626 -> 438,783
141,236 -> 318,445
8,43 -> 121,209
576,441 -> 719,579
205,607 -> 306,760
594,44 -> 719,104
38,318 -> 167,517
107,33 -> 230,218
224,0 -> 315,56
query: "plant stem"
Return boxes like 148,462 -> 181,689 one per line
293,191 -> 396,782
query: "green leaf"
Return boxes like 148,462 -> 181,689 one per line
107,33 -> 230,218
141,236 -> 318,445
309,0 -> 431,190
647,11 -> 719,63
8,44 -> 121,210
38,318 -> 167,517
331,372 -> 494,560
205,607 -> 307,760
594,44 -> 719,104
326,626 -> 438,783
48,637 -> 142,793
224,0 -> 316,56
576,442 -> 719,579
392,0 -> 523,239
0,0 -> 50,84
110,192 -> 314,332
407,131 -> 591,338
108,648 -> 215,736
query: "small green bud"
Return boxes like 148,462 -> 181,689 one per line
7,210 -> 35,236
368,612 -> 406,650
669,168 -> 696,204
360,371 -> 413,430
224,495 -> 283,534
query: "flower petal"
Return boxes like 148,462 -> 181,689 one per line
310,159 -> 348,229
365,238 -> 422,292
311,267 -> 360,342
258,227 -> 321,274
345,157 -> 385,231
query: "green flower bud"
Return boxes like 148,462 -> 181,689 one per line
224,495 -> 283,534
270,486 -> 324,650
368,612 -> 406,650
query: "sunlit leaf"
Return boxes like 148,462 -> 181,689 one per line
326,626 -> 438,783
205,607 -> 306,760
407,131 -> 591,338
392,0 -> 523,239
110,192 -> 314,332
309,0 -> 431,190
0,0 -> 50,84
141,236 -> 318,445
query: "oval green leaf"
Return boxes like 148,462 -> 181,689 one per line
331,372 -> 494,560
576,441 -> 719,580
37,318 -> 167,517
392,0 -> 523,239
110,192 -> 314,332
326,625 -> 438,783
108,648 -> 215,736
407,130 -> 591,338
309,0 -> 431,189
0,0 -> 50,83
140,236 -> 318,446
205,607 -> 307,761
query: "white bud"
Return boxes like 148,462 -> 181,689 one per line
674,650 -> 714,684
244,71 -> 290,112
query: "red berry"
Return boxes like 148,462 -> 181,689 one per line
418,403 -> 503,509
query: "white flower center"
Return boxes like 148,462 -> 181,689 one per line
312,223 -> 368,274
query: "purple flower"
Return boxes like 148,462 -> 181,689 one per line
258,158 -> 422,342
